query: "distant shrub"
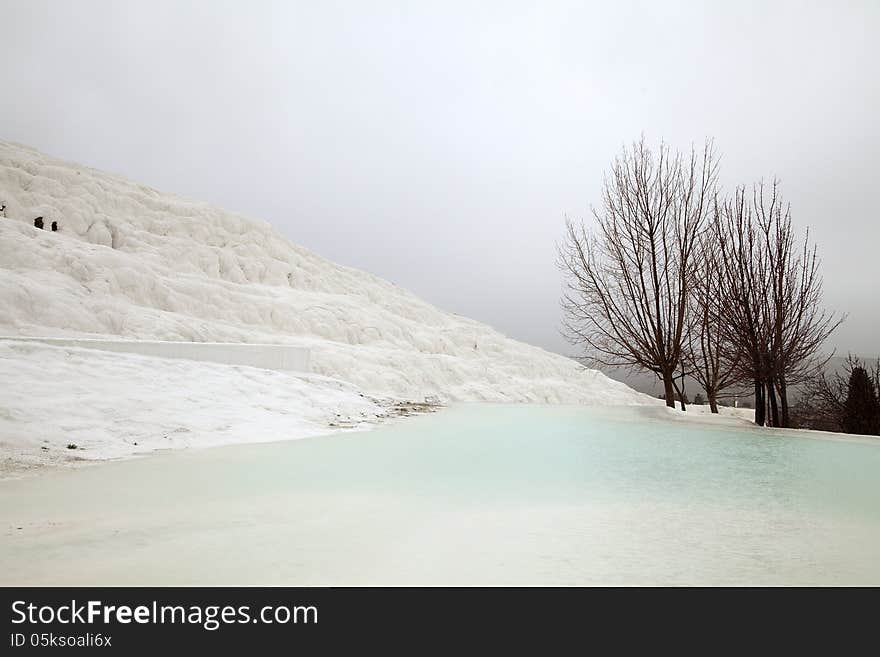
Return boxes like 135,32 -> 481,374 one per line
843,367 -> 880,435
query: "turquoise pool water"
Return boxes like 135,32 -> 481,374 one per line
2,404 -> 879,585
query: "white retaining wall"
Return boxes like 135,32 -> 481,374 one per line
1,337 -> 311,373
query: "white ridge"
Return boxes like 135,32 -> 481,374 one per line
0,140 -> 650,474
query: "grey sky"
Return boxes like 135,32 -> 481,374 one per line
3,0 -> 878,355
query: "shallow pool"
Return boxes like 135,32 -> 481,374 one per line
2,404 -> 879,585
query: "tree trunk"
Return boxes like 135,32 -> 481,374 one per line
768,377 -> 779,427
662,372 -> 676,408
778,375 -> 790,428
679,370 -> 687,412
673,377 -> 687,412
708,390 -> 719,414
754,379 -> 765,426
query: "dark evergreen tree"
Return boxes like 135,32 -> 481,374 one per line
842,367 -> 880,435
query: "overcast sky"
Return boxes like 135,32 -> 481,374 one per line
3,0 -> 878,355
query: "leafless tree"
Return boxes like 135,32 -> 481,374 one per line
712,180 -> 842,427
558,137 -> 718,408
685,209 -> 745,413
797,355 -> 880,431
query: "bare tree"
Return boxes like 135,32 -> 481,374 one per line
558,137 -> 718,408
798,355 -> 880,432
712,180 -> 842,427
758,180 -> 843,426
685,209 -> 745,413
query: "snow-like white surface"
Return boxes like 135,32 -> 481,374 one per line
660,402 -> 758,426
0,140 -> 653,475
0,139 -> 647,406
0,340 -> 386,477
2,336 -> 311,372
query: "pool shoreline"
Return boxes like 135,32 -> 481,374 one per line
3,400 -> 875,484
